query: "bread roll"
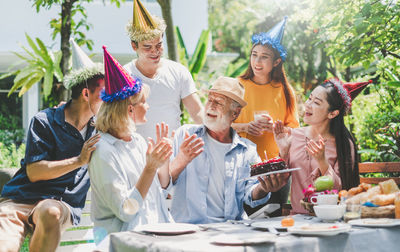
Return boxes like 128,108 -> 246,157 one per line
339,190 -> 348,199
379,179 -> 399,194
360,183 -> 372,191
370,193 -> 395,206
366,185 -> 382,197
348,186 -> 363,196
346,192 -> 368,204
346,185 -> 382,204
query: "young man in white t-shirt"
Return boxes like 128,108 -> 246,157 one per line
124,0 -> 203,140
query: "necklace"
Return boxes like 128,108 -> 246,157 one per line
251,78 -> 271,85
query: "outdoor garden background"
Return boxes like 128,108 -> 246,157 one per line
1,0 -> 399,181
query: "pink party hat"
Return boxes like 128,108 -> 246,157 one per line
101,46 -> 142,102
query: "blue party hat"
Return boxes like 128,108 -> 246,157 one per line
251,16 -> 288,61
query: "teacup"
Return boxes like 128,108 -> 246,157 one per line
315,194 -> 338,205
309,192 -> 325,204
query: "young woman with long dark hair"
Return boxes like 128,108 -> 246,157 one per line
273,78 -> 370,214
232,18 -> 299,215
233,19 -> 299,160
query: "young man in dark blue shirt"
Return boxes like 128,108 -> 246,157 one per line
0,40 -> 104,252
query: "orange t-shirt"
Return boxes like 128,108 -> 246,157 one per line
235,78 -> 299,159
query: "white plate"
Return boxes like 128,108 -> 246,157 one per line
348,218 -> 400,227
287,223 -> 351,236
211,232 -> 276,246
244,168 -> 301,181
251,220 -> 308,230
136,223 -> 199,235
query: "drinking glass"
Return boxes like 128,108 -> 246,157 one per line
254,111 -> 269,122
344,204 -> 361,222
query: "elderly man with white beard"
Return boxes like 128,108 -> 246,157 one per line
169,77 -> 289,224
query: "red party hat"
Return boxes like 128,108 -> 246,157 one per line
343,80 -> 372,100
324,78 -> 372,113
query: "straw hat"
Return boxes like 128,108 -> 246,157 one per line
206,77 -> 247,107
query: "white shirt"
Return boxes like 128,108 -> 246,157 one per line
88,132 -> 173,244
205,132 -> 231,222
124,59 -> 197,140
79,125 -> 87,139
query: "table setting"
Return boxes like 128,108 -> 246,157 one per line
95,212 -> 400,252
95,177 -> 400,251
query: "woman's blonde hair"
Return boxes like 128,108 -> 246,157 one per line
95,84 -> 149,135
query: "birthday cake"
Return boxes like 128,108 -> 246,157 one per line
250,157 -> 287,177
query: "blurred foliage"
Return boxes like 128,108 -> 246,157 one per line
32,0 -> 126,50
0,121 -> 25,148
209,0 -> 333,91
208,0 -> 400,163
2,0 -> 127,104
313,0 -> 400,69
347,65 -> 400,162
0,34 -> 63,101
209,0 -> 400,90
208,0 -> 267,59
176,27 -> 210,81
0,112 -> 25,168
349,88 -> 400,162
225,58 -> 249,78
176,26 -> 210,125
0,142 -> 25,168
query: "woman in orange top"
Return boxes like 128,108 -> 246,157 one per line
232,17 -> 299,215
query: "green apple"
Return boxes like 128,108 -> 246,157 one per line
314,176 -> 334,191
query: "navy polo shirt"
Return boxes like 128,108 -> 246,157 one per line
1,100 -> 95,225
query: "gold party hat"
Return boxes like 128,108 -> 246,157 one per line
126,0 -> 166,42
133,0 -> 156,31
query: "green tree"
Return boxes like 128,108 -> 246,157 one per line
208,0 -> 269,59
32,0 -> 125,101
313,0 -> 400,77
0,34 -> 62,102
311,0 -> 400,162
208,0 -> 333,91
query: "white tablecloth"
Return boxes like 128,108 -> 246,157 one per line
97,215 -> 400,252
